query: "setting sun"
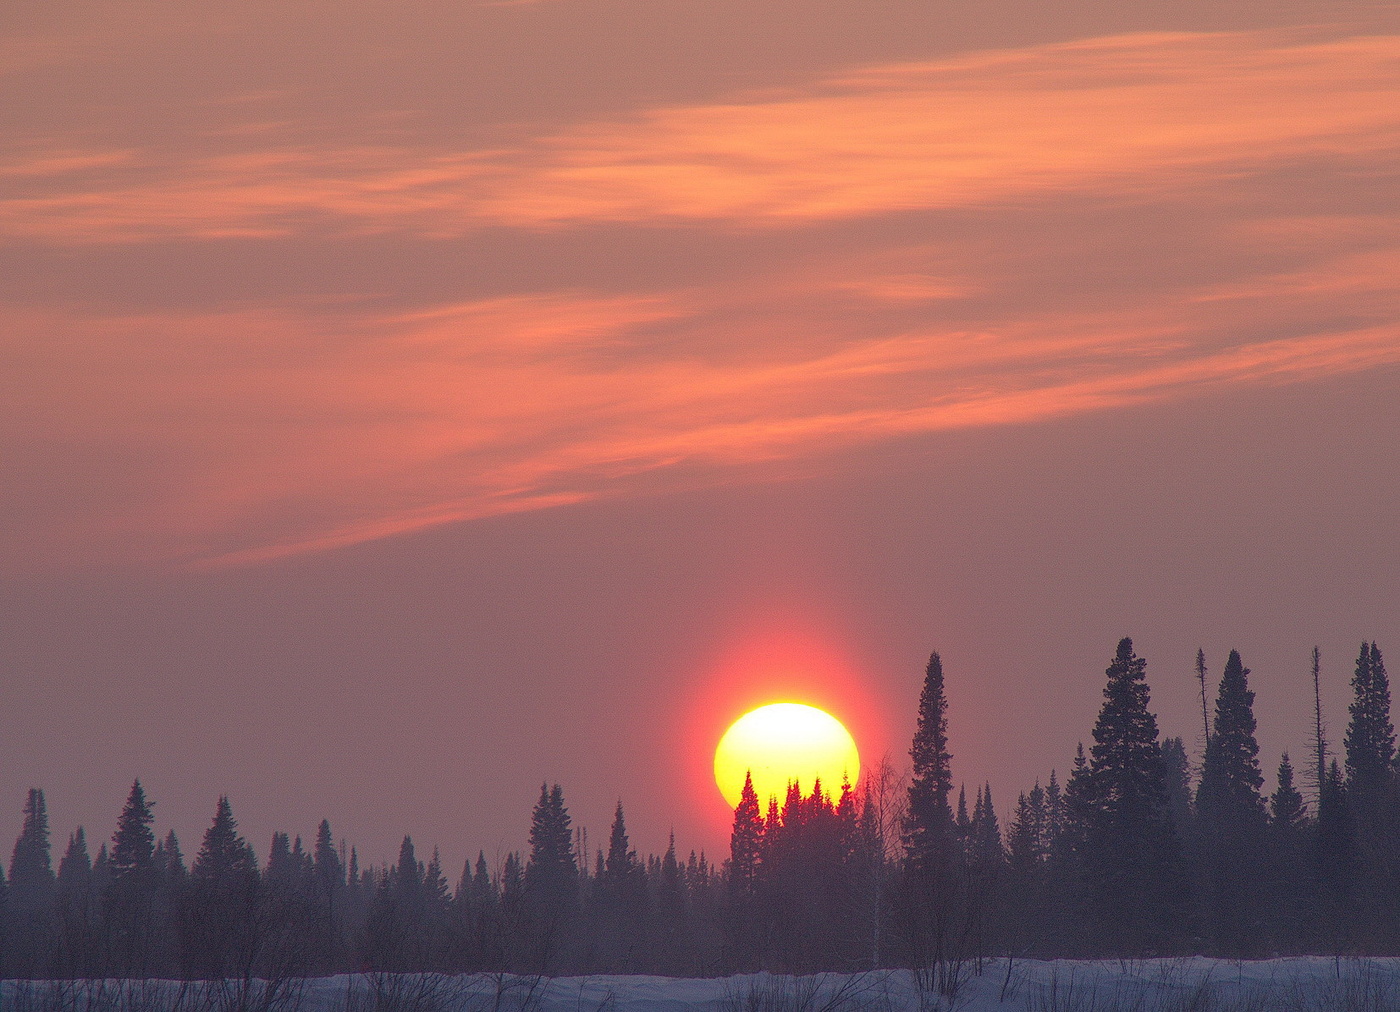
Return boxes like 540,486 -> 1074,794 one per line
714,702 -> 860,809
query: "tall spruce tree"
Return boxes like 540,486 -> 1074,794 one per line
110,781 -> 156,882
728,774 -> 763,897
524,784 -> 577,903
184,796 -> 259,978
10,787 -> 55,893
107,780 -> 159,974
8,788 -> 58,975
1345,642 -> 1394,802
1197,651 -> 1266,822
903,651 -> 955,873
56,827 -> 95,976
522,783 -> 577,969
1195,649 -> 1267,955
901,650 -> 965,967
1074,638 -> 1189,954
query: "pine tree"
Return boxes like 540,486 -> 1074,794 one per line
1311,646 -> 1327,801
605,802 -> 640,886
1270,754 -> 1307,830
10,787 -> 55,894
1197,651 -> 1266,823
1195,649 -> 1267,955
1265,754 -> 1310,952
522,783 -> 577,969
1345,642 -> 1395,802
56,828 -> 95,976
969,785 -> 1003,871
525,784 -> 577,902
1160,737 -> 1193,840
110,780 -> 156,882
1314,759 -> 1356,949
903,651 -> 955,873
1074,638 -> 1189,954
107,780 -> 160,975
184,796 -> 260,978
8,788 -> 57,975
728,772 -> 761,895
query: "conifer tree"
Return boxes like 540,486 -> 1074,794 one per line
184,796 -> 260,978
1270,754 -> 1307,830
1314,759 -> 1356,948
1197,651 -> 1266,823
1044,770 -> 1064,846
522,783 -> 577,969
1074,638 -> 1189,954
107,780 -> 159,974
524,784 -> 577,902
10,787 -> 55,893
1311,646 -> 1327,799
56,827 -> 95,976
1160,737 -> 1193,840
1345,642 -> 1394,802
8,788 -> 57,975
1007,787 -> 1041,871
110,781 -> 156,882
605,802 -> 640,886
969,785 -> 1003,871
903,652 -> 955,872
1265,754 -> 1309,951
1195,649 -> 1267,955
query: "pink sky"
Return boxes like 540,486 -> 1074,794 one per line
2,0 -> 1398,871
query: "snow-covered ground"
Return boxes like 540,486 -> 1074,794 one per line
7,958 -> 1400,1011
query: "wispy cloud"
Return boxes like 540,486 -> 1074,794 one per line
3,31 -> 1397,242
3,26 -> 1398,568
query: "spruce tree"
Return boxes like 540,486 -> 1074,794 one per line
1265,754 -> 1309,951
107,780 -> 159,975
185,796 -> 259,978
1195,649 -> 1267,955
1160,737 -> 1193,840
903,651 -> 955,873
56,828 -> 94,976
605,802 -> 640,886
9,787 -> 55,893
1345,642 -> 1394,802
1270,754 -> 1307,830
110,780 -> 156,882
1075,637 -> 1189,954
524,784 -> 577,902
522,783 -> 578,969
8,788 -> 57,975
1314,759 -> 1356,948
1197,651 -> 1266,822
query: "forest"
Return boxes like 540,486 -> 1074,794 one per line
1,637 -> 1395,981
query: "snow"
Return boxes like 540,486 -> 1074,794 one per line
7,957 -> 1400,1011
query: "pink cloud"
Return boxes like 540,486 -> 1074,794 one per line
2,31 -> 1397,241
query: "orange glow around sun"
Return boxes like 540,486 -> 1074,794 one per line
714,702 -> 860,809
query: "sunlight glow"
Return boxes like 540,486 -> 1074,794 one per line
714,702 -> 860,809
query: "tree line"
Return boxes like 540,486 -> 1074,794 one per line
0,637 -> 1394,979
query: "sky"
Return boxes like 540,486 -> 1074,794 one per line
2,0 -> 1399,875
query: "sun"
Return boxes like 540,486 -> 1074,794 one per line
714,702 -> 860,809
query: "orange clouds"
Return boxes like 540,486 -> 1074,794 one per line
3,22 -> 1399,569
489,32 -> 1400,225
4,31 -> 1399,242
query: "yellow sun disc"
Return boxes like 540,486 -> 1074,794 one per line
714,702 -> 860,809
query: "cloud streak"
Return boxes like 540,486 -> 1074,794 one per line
3,32 -> 1397,242
3,25 -> 1398,569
